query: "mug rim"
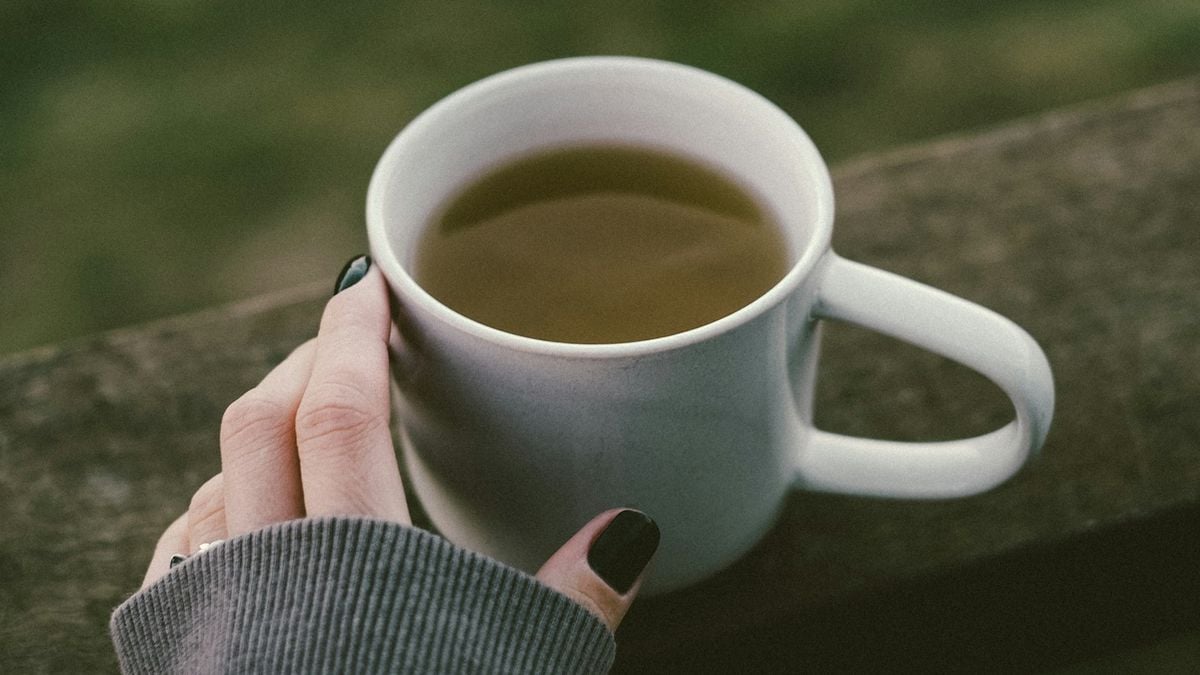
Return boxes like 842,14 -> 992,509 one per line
366,56 -> 834,358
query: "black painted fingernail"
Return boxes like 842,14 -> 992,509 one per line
169,554 -> 187,569
333,255 -> 371,296
587,509 -> 660,595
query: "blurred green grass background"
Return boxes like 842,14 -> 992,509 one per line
2,1 -> 1199,354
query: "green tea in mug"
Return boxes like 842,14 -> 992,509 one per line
413,144 -> 789,343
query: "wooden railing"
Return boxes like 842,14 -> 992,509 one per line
2,77 -> 1198,672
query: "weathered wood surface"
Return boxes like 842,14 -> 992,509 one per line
2,78 -> 1199,672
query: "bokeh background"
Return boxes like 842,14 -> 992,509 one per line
3,1 -> 1199,355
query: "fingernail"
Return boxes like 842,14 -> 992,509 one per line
587,509 -> 660,595
333,255 -> 371,296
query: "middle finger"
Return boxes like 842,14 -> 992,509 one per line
220,339 -> 317,537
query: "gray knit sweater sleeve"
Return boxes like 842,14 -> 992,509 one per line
110,517 -> 615,674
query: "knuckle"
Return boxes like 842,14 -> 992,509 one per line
295,381 -> 384,448
220,391 -> 292,451
189,502 -> 225,537
156,515 -> 187,549
188,478 -> 225,530
155,529 -> 175,552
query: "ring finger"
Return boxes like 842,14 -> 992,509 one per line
141,513 -> 188,590
187,473 -> 228,554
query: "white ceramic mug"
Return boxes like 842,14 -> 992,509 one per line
366,57 -> 1054,594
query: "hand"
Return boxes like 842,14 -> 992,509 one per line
140,256 -> 659,632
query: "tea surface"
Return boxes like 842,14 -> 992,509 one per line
414,144 -> 789,343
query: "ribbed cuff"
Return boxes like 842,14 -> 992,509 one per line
111,517 -> 614,674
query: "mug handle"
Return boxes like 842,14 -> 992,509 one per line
797,253 -> 1055,498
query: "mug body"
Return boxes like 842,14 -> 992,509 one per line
367,57 -> 834,592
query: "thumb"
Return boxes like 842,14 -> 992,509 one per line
535,509 -> 661,632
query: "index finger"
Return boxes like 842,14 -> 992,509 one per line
295,257 -> 410,523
